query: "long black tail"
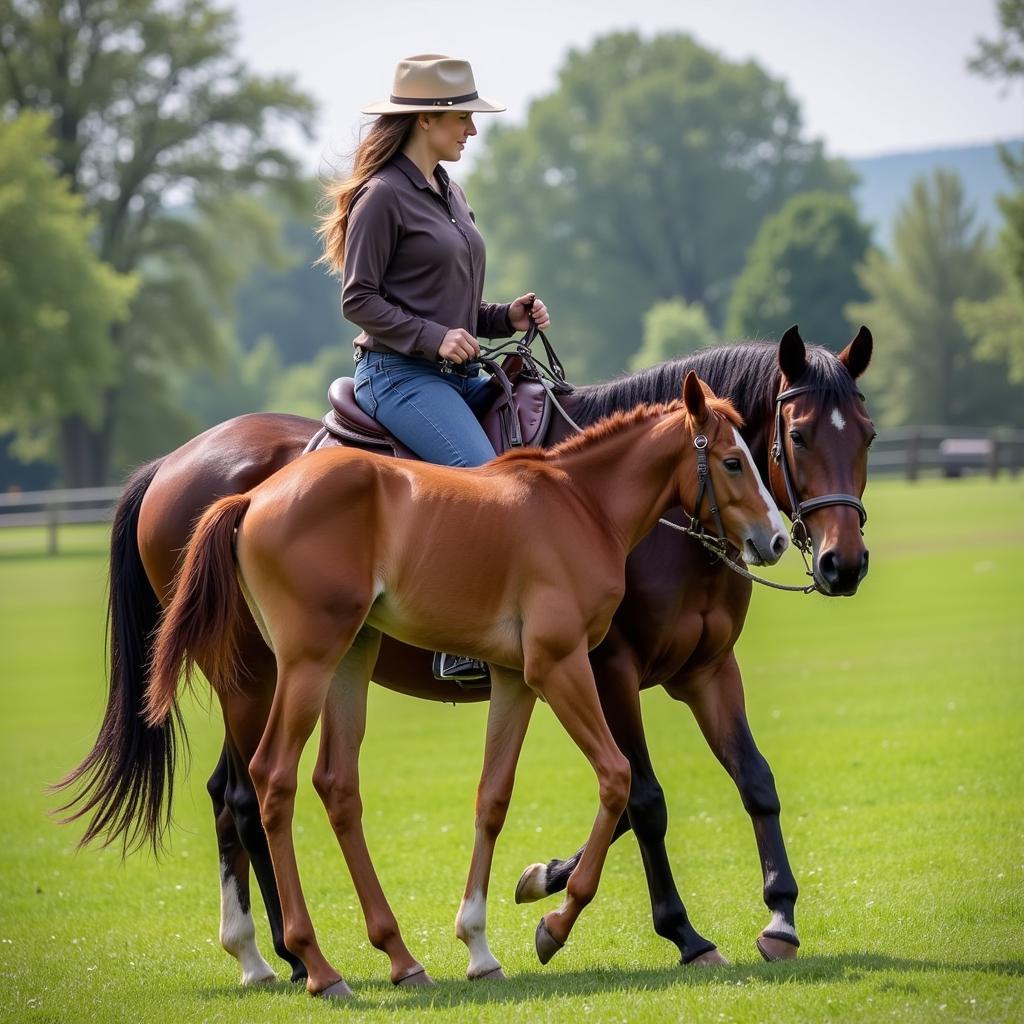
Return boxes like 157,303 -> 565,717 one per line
51,457 -> 185,856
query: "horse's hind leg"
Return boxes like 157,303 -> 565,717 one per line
682,653 -> 800,961
212,736 -> 308,983
312,627 -> 430,987
247,634 -> 362,998
455,666 -> 536,980
207,745 -> 276,986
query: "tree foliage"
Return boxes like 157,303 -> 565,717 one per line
0,112 -> 135,456
960,0 -> 1024,381
0,0 -> 316,484
846,170 -> 1022,426
467,31 -> 851,381
629,299 -> 717,371
726,192 -> 871,348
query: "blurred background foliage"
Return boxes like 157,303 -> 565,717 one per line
1,0 -> 1022,487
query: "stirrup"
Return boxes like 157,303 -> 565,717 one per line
433,651 -> 489,683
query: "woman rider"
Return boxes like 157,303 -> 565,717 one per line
317,54 -> 551,681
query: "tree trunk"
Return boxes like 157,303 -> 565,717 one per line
59,410 -> 113,488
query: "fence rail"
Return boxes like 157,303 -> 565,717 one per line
0,486 -> 120,554
2,425 -> 1022,555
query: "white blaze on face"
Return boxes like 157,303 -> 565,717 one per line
831,407 -> 847,432
732,427 -> 787,538
219,866 -> 276,986
455,889 -> 502,978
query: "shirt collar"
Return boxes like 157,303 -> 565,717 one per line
391,152 -> 451,196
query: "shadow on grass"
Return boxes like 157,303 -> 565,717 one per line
194,952 -> 1024,1010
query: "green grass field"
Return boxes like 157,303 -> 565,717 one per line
1,477 -> 1022,1023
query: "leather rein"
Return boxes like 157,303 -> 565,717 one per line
479,327 -> 868,596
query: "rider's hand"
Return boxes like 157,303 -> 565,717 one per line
438,329 -> 480,364
508,293 -> 551,332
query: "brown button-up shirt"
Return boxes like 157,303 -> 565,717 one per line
342,152 -> 514,360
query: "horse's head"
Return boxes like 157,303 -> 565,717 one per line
769,325 -> 875,596
680,371 -> 788,567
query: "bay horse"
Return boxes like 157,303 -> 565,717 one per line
143,372 -> 785,997
55,324 -> 874,986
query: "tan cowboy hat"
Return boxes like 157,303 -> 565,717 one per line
361,54 -> 505,115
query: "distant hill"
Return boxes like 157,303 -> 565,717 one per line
850,140 -> 1021,248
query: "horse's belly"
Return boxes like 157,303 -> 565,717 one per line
366,592 -> 523,668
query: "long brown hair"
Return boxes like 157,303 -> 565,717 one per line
316,114 -> 419,275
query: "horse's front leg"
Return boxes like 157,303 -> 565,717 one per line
312,627 -> 431,986
455,666 -> 536,979
599,659 -> 725,965
682,652 -> 800,961
526,638 -> 631,963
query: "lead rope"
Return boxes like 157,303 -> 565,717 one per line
538,372 -> 820,595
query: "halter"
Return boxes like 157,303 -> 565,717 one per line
771,383 -> 868,554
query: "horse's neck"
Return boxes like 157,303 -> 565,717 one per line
563,363 -> 780,487
551,413 -> 691,552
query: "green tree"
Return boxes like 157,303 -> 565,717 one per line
467,31 -> 851,382
960,0 -> 1024,379
846,170 -> 1022,426
726,192 -> 871,348
0,0 -> 315,484
629,299 -> 717,371
0,112 -> 135,461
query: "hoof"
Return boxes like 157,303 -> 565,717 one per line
515,863 -> 548,904
535,917 -> 564,966
469,965 -> 507,981
289,965 -> 308,984
240,968 -> 278,986
686,948 -> 730,967
395,966 -> 434,987
756,934 -> 799,962
314,978 -> 354,1000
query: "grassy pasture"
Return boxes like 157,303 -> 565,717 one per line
0,476 -> 1022,1023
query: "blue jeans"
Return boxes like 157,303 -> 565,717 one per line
352,350 -> 497,467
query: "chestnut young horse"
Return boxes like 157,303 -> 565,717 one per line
143,373 -> 785,997
56,325 -> 873,986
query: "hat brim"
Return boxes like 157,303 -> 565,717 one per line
360,95 -> 505,115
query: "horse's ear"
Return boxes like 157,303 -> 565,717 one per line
838,325 -> 873,380
682,370 -> 708,423
778,325 -> 806,383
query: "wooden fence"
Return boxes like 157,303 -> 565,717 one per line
0,486 -> 120,555
1,425 -> 1022,555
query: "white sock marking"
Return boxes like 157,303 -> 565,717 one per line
456,890 -> 502,978
219,867 -> 276,986
767,910 -> 798,940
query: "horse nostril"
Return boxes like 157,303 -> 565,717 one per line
771,533 -> 787,559
819,549 -> 840,584
859,550 -> 870,581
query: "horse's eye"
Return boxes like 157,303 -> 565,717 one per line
789,430 -> 805,449
724,457 -> 743,473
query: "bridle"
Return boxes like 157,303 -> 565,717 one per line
770,383 -> 868,555
479,330 -> 870,595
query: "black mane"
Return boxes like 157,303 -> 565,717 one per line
572,342 -> 859,427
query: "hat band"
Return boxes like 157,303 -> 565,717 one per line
388,90 -> 479,107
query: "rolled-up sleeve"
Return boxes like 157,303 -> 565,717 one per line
342,180 -> 448,359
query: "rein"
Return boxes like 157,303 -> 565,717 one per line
478,330 -> 866,596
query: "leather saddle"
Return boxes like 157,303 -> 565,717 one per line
304,354 -> 568,460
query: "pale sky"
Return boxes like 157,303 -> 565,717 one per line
234,0 -> 1022,173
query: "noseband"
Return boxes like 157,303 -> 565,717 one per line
771,383 -> 868,553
